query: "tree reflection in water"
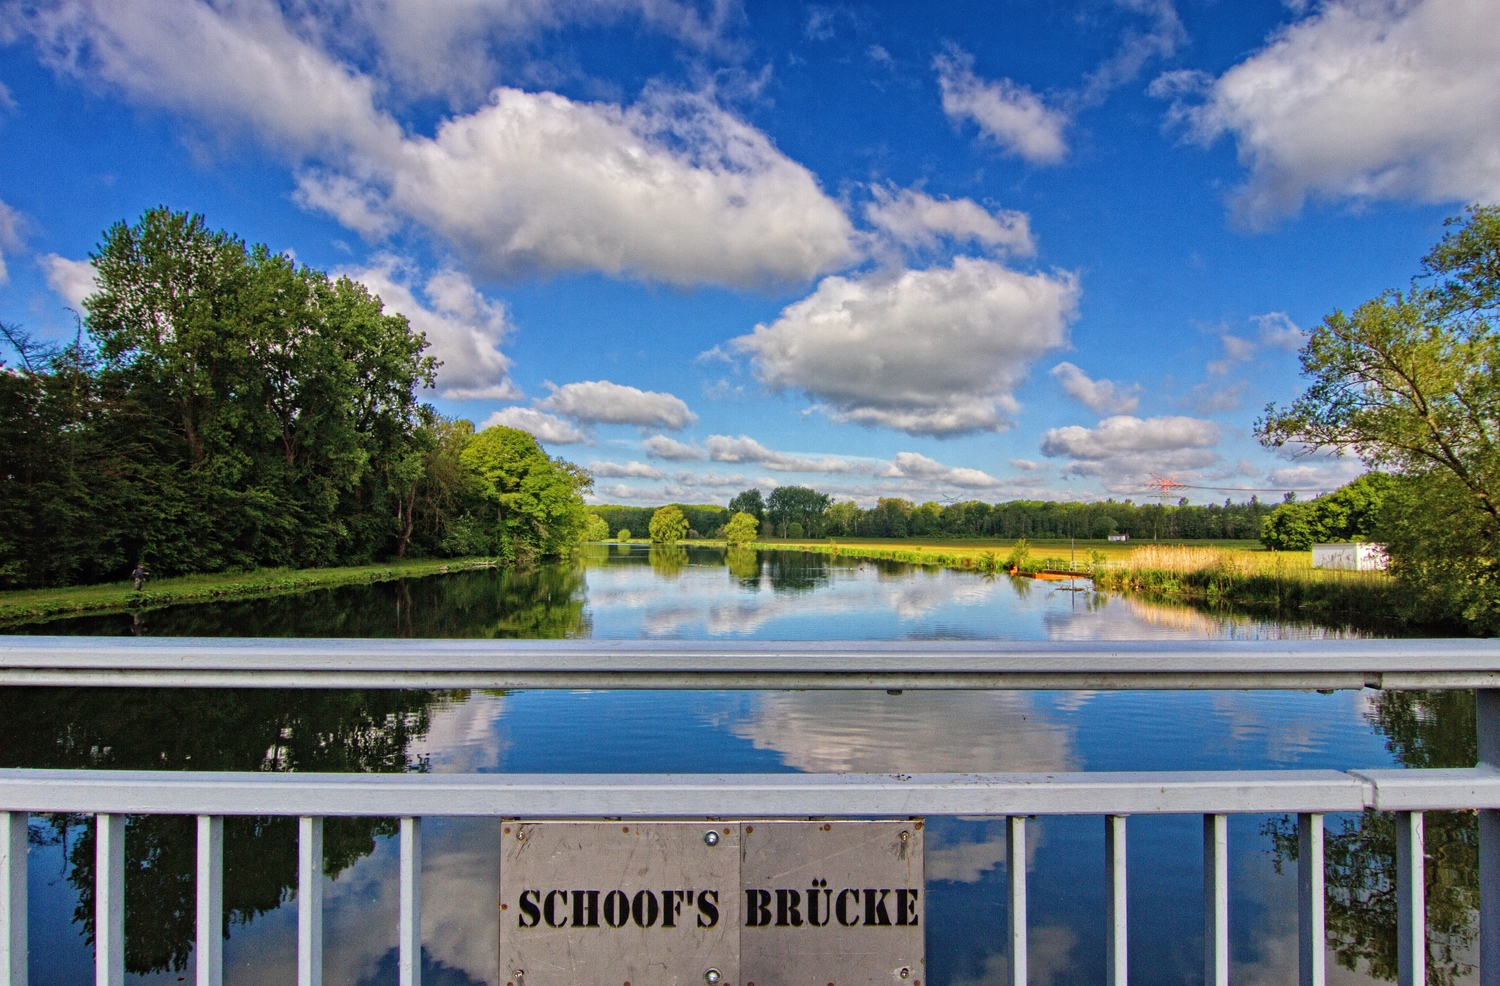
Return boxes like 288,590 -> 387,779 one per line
648,544 -> 689,578
0,686 -> 451,976
21,562 -> 590,639
1267,690 -> 1478,985
762,551 -> 830,593
725,546 -> 761,585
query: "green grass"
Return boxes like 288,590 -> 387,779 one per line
0,557 -> 497,627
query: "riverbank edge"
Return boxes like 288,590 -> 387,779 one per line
0,557 -> 497,627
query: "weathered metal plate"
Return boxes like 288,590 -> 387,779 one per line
741,821 -> 924,986
500,821 -> 740,986
500,820 -> 925,986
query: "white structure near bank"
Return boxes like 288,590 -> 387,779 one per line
1312,542 -> 1390,571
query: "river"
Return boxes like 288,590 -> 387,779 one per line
0,546 -> 1476,984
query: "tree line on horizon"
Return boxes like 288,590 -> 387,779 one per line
591,490 -> 1282,542
0,208 -> 591,589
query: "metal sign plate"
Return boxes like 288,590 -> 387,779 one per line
741,821 -> 923,986
500,821 -> 739,986
499,820 -> 924,986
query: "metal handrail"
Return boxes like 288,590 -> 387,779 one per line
0,766 -> 1470,986
6,636 -> 1500,986
4,636 -> 1500,689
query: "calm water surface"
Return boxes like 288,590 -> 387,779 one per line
2,547 -> 1475,985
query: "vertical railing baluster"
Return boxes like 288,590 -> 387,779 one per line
399,817 -> 421,986
1203,814 -> 1228,986
1396,811 -> 1425,986
1298,813 -> 1325,986
95,814 -> 125,986
1105,815 -> 1127,986
299,817 -> 323,986
1008,815 -> 1027,986
196,816 -> 223,986
2,812 -> 26,986
1477,689 -> 1500,986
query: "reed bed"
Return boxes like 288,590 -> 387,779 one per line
1095,543 -> 1398,622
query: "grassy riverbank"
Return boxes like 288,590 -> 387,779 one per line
727,537 -> 1408,626
0,557 -> 496,627
1090,544 -> 1404,624
744,536 -> 1262,573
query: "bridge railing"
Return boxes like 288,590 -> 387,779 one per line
3,636 -> 1500,986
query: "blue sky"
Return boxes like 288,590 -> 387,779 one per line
1,0 -> 1495,506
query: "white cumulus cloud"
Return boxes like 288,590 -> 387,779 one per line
588,460 -> 665,479
1050,362 -> 1140,414
345,257 -> 520,401
1040,414 -> 1223,492
538,380 -> 697,430
479,407 -> 586,444
880,452 -> 1003,489
0,200 -> 23,283
1041,414 -> 1221,460
1254,311 -> 1308,351
643,435 -> 707,461
732,257 -> 1079,437
295,0 -> 735,107
12,0 -> 857,289
864,185 -> 1034,256
39,253 -> 97,309
1161,0 -> 1500,224
593,483 -> 666,501
934,48 -> 1069,165
703,435 -> 859,473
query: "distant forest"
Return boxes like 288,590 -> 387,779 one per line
592,494 -> 1278,542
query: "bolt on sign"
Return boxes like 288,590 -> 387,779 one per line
499,820 -> 925,986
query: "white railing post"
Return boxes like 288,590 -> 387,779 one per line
1478,689 -> 1500,986
1008,815 -> 1027,986
1105,815 -> 1127,986
1203,814 -> 1228,986
399,817 -> 421,986
1,812 -> 25,986
196,816 -> 223,986
95,814 -> 124,986
299,816 -> 323,986
1298,813 -> 1325,986
1396,811 -> 1425,986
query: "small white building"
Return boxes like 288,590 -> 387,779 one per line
1312,542 -> 1389,571
1108,534 -> 1130,542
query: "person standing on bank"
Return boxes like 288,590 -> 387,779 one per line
131,563 -> 147,592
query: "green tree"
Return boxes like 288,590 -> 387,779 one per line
728,488 -> 765,521
766,485 -> 831,537
1259,500 -> 1320,551
1260,473 -> 1393,550
825,499 -> 861,537
723,511 -> 759,546
583,513 -> 610,541
649,504 -> 689,543
1260,205 -> 1500,631
460,425 -> 592,561
616,527 -> 631,542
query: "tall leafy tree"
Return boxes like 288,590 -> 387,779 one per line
648,504 -> 689,543
459,424 -> 593,561
1259,205 -> 1500,630
765,485 -> 831,537
728,488 -> 765,521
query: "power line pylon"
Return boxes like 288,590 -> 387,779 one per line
1146,474 -> 1187,506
